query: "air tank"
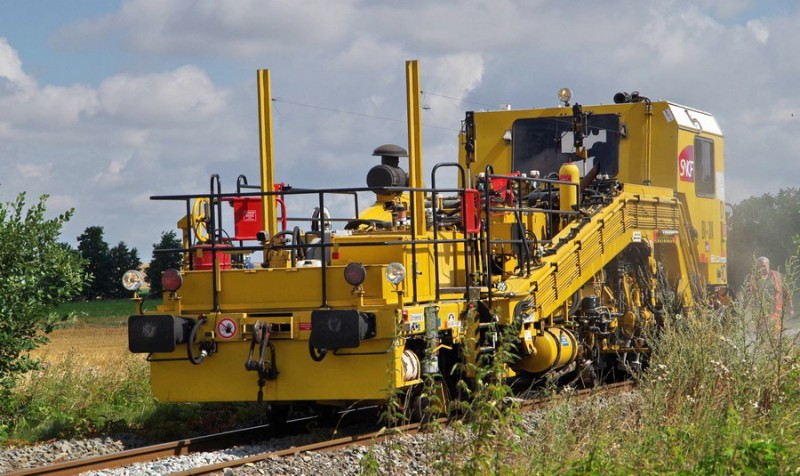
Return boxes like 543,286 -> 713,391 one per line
559,162 -> 580,215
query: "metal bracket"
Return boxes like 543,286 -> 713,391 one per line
245,321 -> 278,403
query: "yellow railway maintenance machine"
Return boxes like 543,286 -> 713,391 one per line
124,62 -> 726,419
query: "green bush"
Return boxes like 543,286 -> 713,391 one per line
0,193 -> 87,423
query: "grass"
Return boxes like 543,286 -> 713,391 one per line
8,349 -> 267,442
56,297 -> 160,327
2,298 -> 265,444
364,271 -> 800,474
10,352 -> 153,441
6,274 -> 800,476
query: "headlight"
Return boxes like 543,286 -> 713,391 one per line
122,270 -> 144,291
385,262 -> 406,285
344,263 -> 367,286
161,268 -> 183,292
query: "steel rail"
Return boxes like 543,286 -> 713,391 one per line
4,423 -> 276,476
10,381 -> 635,476
172,381 -> 637,476
168,420 -> 439,476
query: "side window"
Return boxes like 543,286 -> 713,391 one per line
695,137 -> 715,197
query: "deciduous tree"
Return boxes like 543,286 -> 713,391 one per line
0,193 -> 86,418
77,226 -> 140,299
728,188 -> 800,288
146,230 -> 183,296
108,241 -> 141,298
77,226 -> 111,298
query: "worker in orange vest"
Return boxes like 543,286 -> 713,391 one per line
756,256 -> 795,326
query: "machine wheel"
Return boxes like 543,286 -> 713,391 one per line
408,379 -> 449,424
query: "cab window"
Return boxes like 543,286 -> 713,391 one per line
511,114 -> 620,177
695,137 -> 715,197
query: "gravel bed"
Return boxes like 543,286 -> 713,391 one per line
0,434 -> 149,473
0,392 -> 636,475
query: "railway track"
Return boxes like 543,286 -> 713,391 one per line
9,381 -> 634,475
3,423 -> 281,476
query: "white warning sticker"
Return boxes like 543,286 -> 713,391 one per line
217,318 -> 237,339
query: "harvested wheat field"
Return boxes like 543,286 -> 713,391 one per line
31,324 -> 135,364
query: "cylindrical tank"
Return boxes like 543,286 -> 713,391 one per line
559,162 -> 580,214
515,327 -> 578,374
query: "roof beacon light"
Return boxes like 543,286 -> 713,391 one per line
558,87 -> 572,107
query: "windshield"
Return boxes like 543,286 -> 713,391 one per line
511,114 -> 620,177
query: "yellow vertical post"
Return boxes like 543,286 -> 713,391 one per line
257,69 -> 278,238
405,60 -> 425,238
644,102 -> 653,186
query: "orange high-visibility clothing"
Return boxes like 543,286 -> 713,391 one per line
770,270 -> 783,317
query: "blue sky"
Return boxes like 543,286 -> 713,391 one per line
1,0 -> 798,257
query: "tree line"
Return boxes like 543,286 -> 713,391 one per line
75,227 -> 182,299
727,187 -> 800,289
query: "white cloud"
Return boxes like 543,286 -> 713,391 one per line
47,194 -> 78,211
120,129 -> 149,147
16,162 -> 52,179
0,68 -> 223,136
3,0 -> 800,255
15,85 -> 100,127
0,37 -> 36,92
704,0 -> 753,18
0,37 -> 246,253
747,19 -> 769,44
98,66 -> 228,124
58,0 -> 357,57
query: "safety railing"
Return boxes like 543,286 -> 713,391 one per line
150,169 -> 585,312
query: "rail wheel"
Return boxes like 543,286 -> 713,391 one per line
407,379 -> 449,424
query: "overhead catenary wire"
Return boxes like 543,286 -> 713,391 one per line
421,90 -> 502,110
271,97 -> 459,132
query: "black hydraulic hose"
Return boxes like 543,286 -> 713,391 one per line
291,226 -> 303,266
569,291 -> 581,317
513,210 -> 531,275
309,339 -> 328,362
188,316 -> 208,365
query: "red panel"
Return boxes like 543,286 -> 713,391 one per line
461,189 -> 481,234
193,244 -> 232,270
229,197 -> 264,240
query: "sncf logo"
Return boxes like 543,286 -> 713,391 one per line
678,145 -> 694,182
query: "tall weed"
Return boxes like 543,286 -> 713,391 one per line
417,263 -> 800,474
8,353 -> 154,441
